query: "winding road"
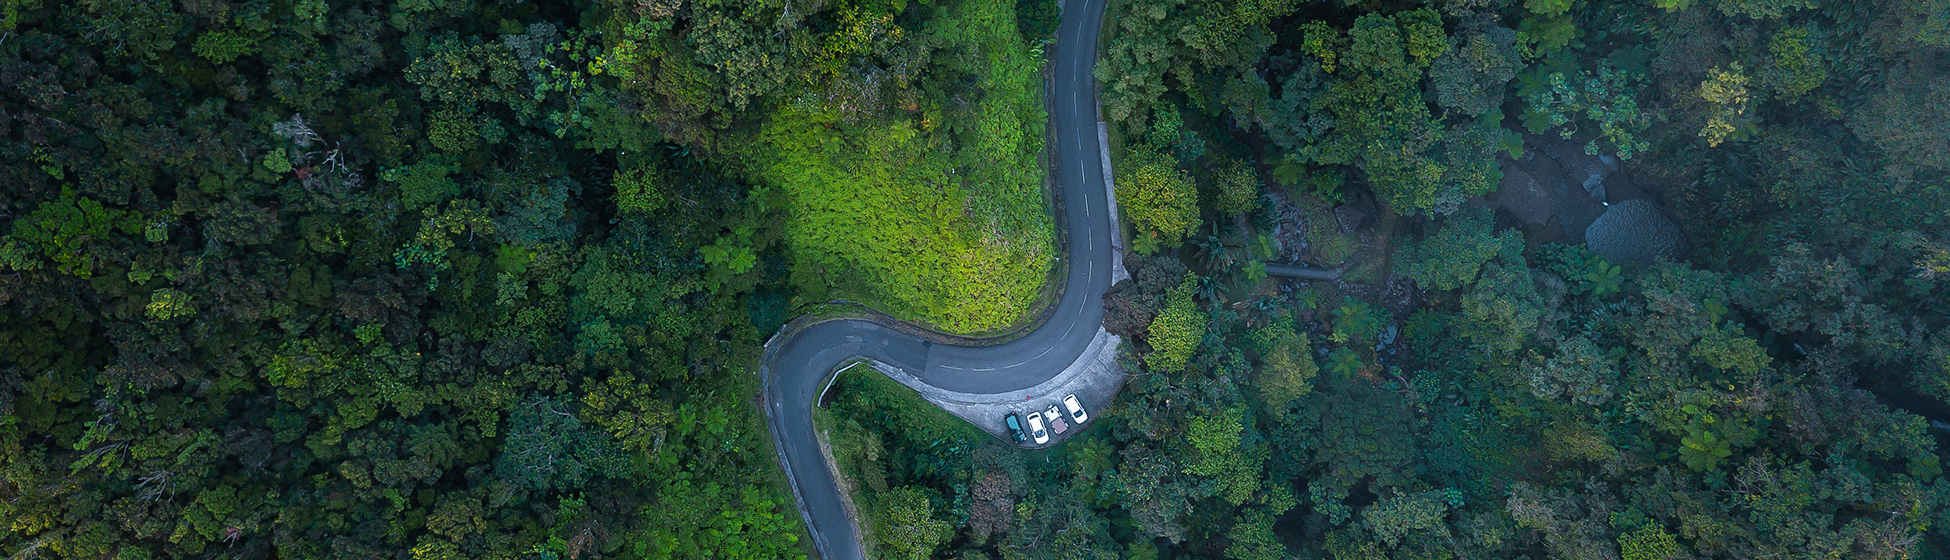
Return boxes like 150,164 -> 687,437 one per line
760,0 -> 1115,558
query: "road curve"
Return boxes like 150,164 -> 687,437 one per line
760,0 -> 1114,558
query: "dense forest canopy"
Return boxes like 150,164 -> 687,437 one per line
0,0 -> 1057,557
3,0 -> 1950,558
826,0 -> 1950,559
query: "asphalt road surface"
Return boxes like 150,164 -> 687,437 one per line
761,0 -> 1113,557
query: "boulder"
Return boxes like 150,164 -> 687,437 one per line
1586,199 -> 1686,265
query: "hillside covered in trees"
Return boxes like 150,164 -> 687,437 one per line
0,0 -> 1058,558
825,0 -> 1950,559
4,0 -> 1950,559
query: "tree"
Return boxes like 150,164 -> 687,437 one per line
1110,445 -> 1194,543
1275,10 -> 1488,214
1696,64 -> 1753,148
1252,322 -> 1317,413
1118,146 -> 1201,253
875,487 -> 952,560
1458,262 -> 1551,357
1521,336 -> 1618,406
495,395 -> 627,492
1365,489 -> 1461,551
1103,255 -> 1190,339
1210,157 -> 1262,215
1145,274 -> 1207,372
1183,407 -> 1261,505
1431,25 -> 1524,117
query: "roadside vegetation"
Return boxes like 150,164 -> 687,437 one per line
758,0 -> 1057,333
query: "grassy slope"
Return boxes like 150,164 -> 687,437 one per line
757,0 -> 1053,334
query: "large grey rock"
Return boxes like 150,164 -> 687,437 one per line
1586,199 -> 1686,265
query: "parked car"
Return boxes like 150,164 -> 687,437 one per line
1026,412 -> 1049,444
1063,393 -> 1088,424
1044,404 -> 1066,434
1004,413 -> 1027,443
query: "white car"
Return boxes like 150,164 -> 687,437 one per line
1026,412 -> 1050,444
1063,393 -> 1088,424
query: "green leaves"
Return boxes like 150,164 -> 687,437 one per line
1145,274 -> 1207,372
193,31 -> 258,64
1331,300 -> 1383,346
1396,207 -> 1522,291
495,395 -> 627,491
1327,347 -> 1364,379
1118,146 -> 1201,254
611,165 -> 667,214
1277,10 -> 1495,214
8,188 -> 141,278
1519,67 -> 1658,159
380,156 -> 461,210
1183,407 -> 1260,505
145,288 -> 195,321
1253,322 -> 1318,412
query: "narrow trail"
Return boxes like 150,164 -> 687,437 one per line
759,1 -> 1114,558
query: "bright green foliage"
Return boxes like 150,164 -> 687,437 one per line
1519,67 -> 1658,158
146,288 -> 195,321
1145,274 -> 1206,372
381,156 -> 462,209
262,148 -> 293,173
1183,407 -> 1259,505
426,107 -> 483,153
1224,512 -> 1287,560
1395,206 -> 1522,291
1618,524 -> 1682,560
1675,406 -> 1742,471
1762,28 -> 1826,102
701,227 -> 758,276
1586,260 -> 1624,296
761,106 -> 1049,332
1243,259 -> 1269,285
639,481 -> 809,560
876,487 -> 954,560
1252,322 -> 1317,412
193,31 -> 256,64
755,0 -> 1052,333
1696,64 -> 1753,147
1118,146 -> 1201,254
612,165 -> 667,214
8,188 -> 139,277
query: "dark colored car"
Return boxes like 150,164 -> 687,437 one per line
1004,412 -> 1027,443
